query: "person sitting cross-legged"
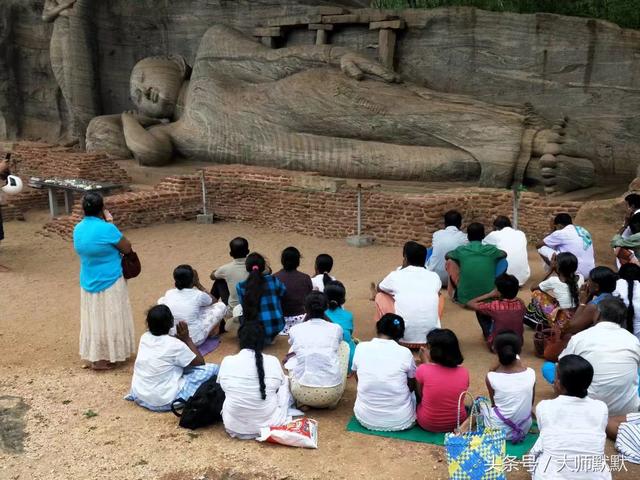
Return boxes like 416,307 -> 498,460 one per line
530,355 -> 611,480
158,264 -> 227,346
426,209 -> 468,287
536,212 -> 595,279
465,274 -> 525,351
375,241 -> 442,349
311,253 -> 336,292
446,222 -> 507,305
483,216 -> 530,286
125,305 -> 219,412
541,297 -> 640,417
274,246 -> 313,335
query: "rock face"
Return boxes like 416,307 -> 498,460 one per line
0,3 -> 639,185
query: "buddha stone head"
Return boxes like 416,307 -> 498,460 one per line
130,55 -> 191,119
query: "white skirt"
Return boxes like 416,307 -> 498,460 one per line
80,276 -> 136,363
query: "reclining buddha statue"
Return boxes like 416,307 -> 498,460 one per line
87,24 -> 595,194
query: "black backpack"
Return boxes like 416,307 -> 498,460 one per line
171,375 -> 225,429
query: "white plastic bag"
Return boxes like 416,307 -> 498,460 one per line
2,175 -> 23,195
256,418 -> 318,449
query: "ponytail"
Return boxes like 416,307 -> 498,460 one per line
238,321 -> 267,400
619,264 -> 640,335
324,280 -> 346,312
567,274 -> 580,308
556,252 -> 580,307
493,330 -> 521,366
322,273 -> 332,287
243,253 -> 267,323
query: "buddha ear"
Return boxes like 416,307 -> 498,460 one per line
167,55 -> 192,81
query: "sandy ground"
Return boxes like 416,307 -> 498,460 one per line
0,211 -> 637,480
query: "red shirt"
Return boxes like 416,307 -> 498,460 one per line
416,363 -> 469,432
477,298 -> 525,349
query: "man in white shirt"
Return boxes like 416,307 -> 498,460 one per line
536,213 -> 595,278
376,241 -> 442,346
426,210 -> 468,286
483,215 -> 530,286
560,297 -> 640,416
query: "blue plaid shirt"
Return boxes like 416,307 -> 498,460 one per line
236,275 -> 286,339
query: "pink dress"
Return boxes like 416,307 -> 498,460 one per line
416,363 -> 470,432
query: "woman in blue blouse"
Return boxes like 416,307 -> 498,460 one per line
324,281 -> 356,372
73,192 -> 136,370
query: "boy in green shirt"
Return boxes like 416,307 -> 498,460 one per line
446,223 -> 507,304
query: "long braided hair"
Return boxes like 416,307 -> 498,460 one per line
243,253 -> 266,324
619,263 -> 640,334
238,321 -> 267,400
556,252 -> 580,308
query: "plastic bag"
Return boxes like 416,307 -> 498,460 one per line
256,418 -> 318,449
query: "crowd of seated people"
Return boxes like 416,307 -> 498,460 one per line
74,188 -> 640,473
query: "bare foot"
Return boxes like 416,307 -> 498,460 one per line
90,360 -> 113,371
369,282 -> 377,301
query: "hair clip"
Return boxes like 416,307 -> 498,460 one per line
252,265 -> 260,271
393,319 -> 400,326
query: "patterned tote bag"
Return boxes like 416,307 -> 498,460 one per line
445,393 -> 507,480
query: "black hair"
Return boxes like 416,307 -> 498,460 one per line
147,304 -> 174,336
403,241 -> 427,266
495,274 -> 519,299
243,253 -> 267,323
173,264 -> 195,290
619,263 -> 640,333
229,237 -> 249,259
315,253 -> 334,287
281,246 -> 301,272
597,297 -> 629,327
238,321 -> 267,400
467,222 -> 486,242
324,280 -> 346,311
493,216 -> 512,230
376,313 -> 405,341
625,193 -> 640,210
444,210 -> 463,228
557,354 -> 593,398
589,266 -> 618,294
556,252 -> 580,307
426,328 -> 464,368
493,330 -> 521,366
630,213 -> 640,235
304,291 -> 328,318
553,213 -> 573,227
82,191 -> 104,217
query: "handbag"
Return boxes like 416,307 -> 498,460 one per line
445,392 -> 507,480
171,376 -> 225,430
121,251 -> 141,279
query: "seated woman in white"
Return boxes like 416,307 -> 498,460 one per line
474,331 -> 535,443
125,305 -> 219,411
615,263 -> 640,340
530,354 -> 610,480
352,314 -> 417,431
158,264 -> 227,346
217,321 -> 291,439
286,291 -> 348,409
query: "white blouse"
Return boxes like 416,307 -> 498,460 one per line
217,349 -> 290,438
531,395 -> 610,480
615,278 -> 640,340
287,319 -> 343,388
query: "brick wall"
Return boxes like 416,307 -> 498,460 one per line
1,142 -> 131,217
42,164 -> 582,245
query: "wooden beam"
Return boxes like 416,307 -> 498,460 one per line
253,27 -> 282,37
308,23 -> 333,31
370,19 -> 406,30
321,14 -> 359,24
378,28 -> 396,70
264,14 -> 321,27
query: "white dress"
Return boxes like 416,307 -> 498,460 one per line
615,278 -> 640,340
484,368 -> 535,441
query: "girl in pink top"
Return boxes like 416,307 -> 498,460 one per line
416,328 -> 470,432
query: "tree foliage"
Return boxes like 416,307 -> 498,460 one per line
370,0 -> 640,29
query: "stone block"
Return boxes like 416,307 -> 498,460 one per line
346,235 -> 375,248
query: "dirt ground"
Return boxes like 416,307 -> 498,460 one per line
0,211 -> 637,480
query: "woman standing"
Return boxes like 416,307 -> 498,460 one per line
73,192 -> 136,370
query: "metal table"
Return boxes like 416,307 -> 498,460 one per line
28,178 -> 123,218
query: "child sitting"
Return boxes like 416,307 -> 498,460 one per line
478,331 -> 535,443
274,246 -> 313,335
126,305 -> 219,411
466,274 -> 525,351
324,280 -> 356,372
311,253 -> 336,292
416,329 -> 469,432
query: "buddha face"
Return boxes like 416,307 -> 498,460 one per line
130,57 -> 186,119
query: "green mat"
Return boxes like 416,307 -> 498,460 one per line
346,417 -> 538,459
